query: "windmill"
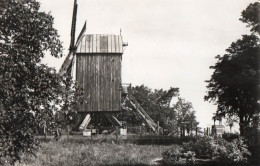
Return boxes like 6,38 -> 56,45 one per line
59,0 -> 160,134
58,0 -> 85,77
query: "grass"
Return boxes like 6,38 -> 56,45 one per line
14,135 -> 259,166
16,137 -> 170,166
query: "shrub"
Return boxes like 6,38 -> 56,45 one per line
222,133 -> 239,142
162,145 -> 182,164
182,136 -> 251,164
184,151 -> 196,166
242,125 -> 260,162
214,138 -> 251,164
182,136 -> 216,158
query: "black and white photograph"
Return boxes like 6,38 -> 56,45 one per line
0,0 -> 259,165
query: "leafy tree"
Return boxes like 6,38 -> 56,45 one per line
120,85 -> 152,126
205,2 -> 260,136
121,85 -> 199,136
173,98 -> 199,137
205,36 -> 259,136
53,74 -> 83,132
225,116 -> 238,133
0,0 -> 80,164
121,85 -> 179,129
240,2 -> 260,35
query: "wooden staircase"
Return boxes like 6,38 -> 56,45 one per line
126,93 -> 159,133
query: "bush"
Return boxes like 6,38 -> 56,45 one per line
182,136 -> 216,158
242,125 -> 260,163
222,133 -> 239,142
162,145 -> 182,164
184,151 -> 196,166
214,138 -> 251,164
181,136 -> 251,164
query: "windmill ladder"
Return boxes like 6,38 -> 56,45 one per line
127,94 -> 158,133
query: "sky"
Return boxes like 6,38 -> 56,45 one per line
39,0 -> 255,129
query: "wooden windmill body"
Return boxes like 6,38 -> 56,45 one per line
76,35 -> 123,113
59,0 -> 159,134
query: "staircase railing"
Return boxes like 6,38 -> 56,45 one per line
127,94 -> 158,133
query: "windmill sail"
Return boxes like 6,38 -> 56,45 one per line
59,0 -> 86,77
58,22 -> 86,76
69,0 -> 78,52
76,21 -> 87,47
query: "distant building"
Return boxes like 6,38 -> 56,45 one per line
211,119 -> 225,137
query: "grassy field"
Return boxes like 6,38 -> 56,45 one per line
15,135 -> 258,166
16,137 -> 170,166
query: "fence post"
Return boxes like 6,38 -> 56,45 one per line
44,121 -> 47,140
91,126 -> 93,140
157,121 -> 160,135
66,125 -> 69,139
116,126 -> 119,143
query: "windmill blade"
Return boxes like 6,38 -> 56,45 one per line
59,22 -> 87,77
69,0 -> 78,52
58,52 -> 74,76
58,0 -> 78,76
75,21 -> 87,47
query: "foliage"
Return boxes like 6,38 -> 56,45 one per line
162,145 -> 182,164
205,35 -> 259,136
54,74 -> 83,129
182,137 -> 215,158
242,117 -> 260,162
121,85 -> 199,136
214,137 -> 251,164
182,136 -> 251,164
240,2 -> 260,35
0,0 -> 81,164
225,116 -> 238,132
205,2 -> 260,163
173,98 -> 199,137
184,151 -> 196,166
205,1 -> 260,136
121,85 -> 179,129
222,133 -> 240,142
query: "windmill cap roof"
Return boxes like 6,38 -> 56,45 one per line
76,34 -> 124,54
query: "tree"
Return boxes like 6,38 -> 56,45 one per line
240,2 -> 260,35
122,85 -> 199,136
205,35 -> 259,136
225,116 -> 238,133
0,0 -> 79,164
121,85 -> 179,129
53,74 -> 83,132
173,98 -> 199,137
205,2 -> 260,137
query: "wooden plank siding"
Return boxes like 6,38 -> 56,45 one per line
75,34 -> 123,112
76,53 -> 122,112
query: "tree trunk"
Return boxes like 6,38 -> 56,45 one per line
239,118 -> 250,136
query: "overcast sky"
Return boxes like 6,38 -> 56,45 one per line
39,0 -> 255,129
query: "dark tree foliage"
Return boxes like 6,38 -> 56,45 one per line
121,85 -> 198,136
173,98 -> 199,137
205,2 -> 260,136
205,2 -> 260,162
121,85 -> 179,128
240,2 -> 260,35
205,35 -> 259,135
0,0 -> 80,164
